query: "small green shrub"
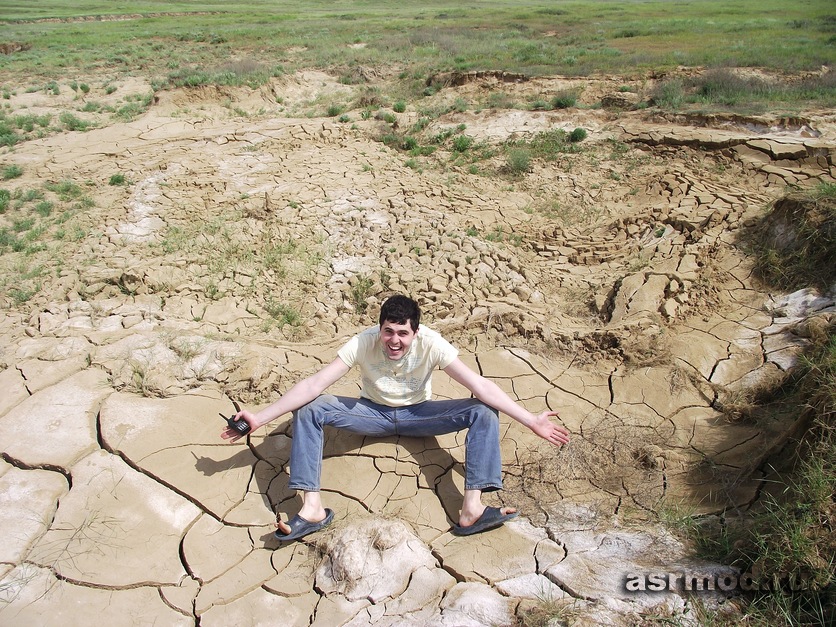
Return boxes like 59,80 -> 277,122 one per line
350,275 -> 375,314
326,103 -> 343,117
265,300 -> 302,327
59,112 -> 91,131
109,174 -> 127,186
551,92 -> 577,109
505,148 -> 532,175
652,80 -> 684,109
45,180 -> 84,201
393,101 -> 406,113
35,201 -> 53,217
13,216 -> 35,232
452,135 -> 473,152
569,127 -> 588,142
2,165 -> 23,180
0,122 -> 21,147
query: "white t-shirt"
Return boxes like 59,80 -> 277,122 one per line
337,325 -> 459,406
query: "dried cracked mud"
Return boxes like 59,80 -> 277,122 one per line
1,69 -> 835,626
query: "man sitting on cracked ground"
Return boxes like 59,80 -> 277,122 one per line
221,294 -> 570,541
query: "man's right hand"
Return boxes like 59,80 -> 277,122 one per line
221,410 -> 258,442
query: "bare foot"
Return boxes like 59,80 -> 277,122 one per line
458,505 -> 516,529
276,506 -> 328,535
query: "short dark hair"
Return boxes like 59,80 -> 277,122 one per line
379,294 -> 420,331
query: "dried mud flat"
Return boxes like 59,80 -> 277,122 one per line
1,69 -> 835,625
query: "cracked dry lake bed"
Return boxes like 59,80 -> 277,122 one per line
1,69 -> 835,625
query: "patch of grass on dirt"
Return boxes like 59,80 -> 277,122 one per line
0,111 -> 51,146
744,183 -> 836,292
506,128 -> 585,162
0,178 -> 94,305
515,594 -> 580,627
264,299 -> 302,328
2,165 -> 24,180
153,211 -> 322,334
113,91 -> 155,121
166,59 -> 284,90
652,69 -> 836,113
349,274 -> 375,315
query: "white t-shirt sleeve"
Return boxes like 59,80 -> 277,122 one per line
429,333 -> 458,369
337,334 -> 361,368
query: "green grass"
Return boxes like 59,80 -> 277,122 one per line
264,299 -> 302,327
0,178 -> 92,304
653,68 -> 836,112
504,128 -> 585,164
0,1 -> 833,108
2,164 -> 24,180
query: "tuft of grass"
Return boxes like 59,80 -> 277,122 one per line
45,180 -> 85,201
59,112 -> 92,132
326,103 -> 344,117
551,91 -> 577,109
516,595 -> 581,627
651,79 -> 685,110
502,129 -> 583,173
451,134 -> 473,153
349,274 -> 375,314
505,148 -> 531,175
2,165 -> 23,180
265,299 -> 302,327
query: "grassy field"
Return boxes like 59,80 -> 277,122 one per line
1,0 -> 834,85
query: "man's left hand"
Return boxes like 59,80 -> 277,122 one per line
531,411 -> 570,446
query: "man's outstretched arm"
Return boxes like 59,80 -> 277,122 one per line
221,357 -> 350,441
442,358 -> 570,446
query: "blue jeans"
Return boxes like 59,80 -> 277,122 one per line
289,395 -> 502,493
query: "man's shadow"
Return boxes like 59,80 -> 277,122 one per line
195,411 -> 465,543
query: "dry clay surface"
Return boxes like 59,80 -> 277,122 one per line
1,70 -> 835,625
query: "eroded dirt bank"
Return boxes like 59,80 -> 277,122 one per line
0,69 -> 834,625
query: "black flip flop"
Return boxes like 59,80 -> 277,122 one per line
274,508 -> 335,542
451,506 -> 518,536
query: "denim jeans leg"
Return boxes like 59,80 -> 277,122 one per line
288,394 -> 394,491
396,398 -> 503,492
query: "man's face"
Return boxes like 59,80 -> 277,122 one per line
380,320 -> 417,360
